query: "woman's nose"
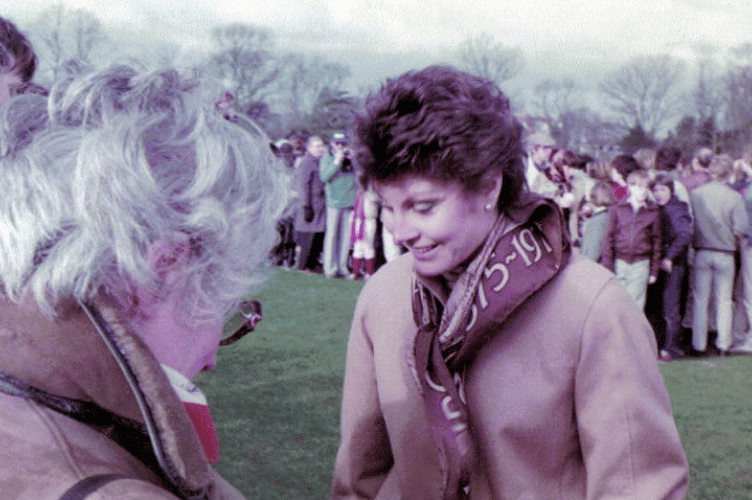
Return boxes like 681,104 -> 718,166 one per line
387,213 -> 418,246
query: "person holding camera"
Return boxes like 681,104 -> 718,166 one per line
320,131 -> 358,278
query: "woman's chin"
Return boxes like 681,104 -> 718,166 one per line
412,257 -> 452,277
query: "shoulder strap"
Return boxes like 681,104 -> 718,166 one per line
58,474 -> 129,500
0,371 -> 157,472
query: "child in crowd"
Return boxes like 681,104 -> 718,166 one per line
652,174 -> 693,362
349,186 -> 379,280
608,154 -> 642,201
579,181 -> 616,262
601,169 -> 662,309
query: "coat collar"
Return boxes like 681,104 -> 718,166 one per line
0,296 -> 143,423
0,296 -> 214,498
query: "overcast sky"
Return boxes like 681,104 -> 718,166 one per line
6,0 -> 752,91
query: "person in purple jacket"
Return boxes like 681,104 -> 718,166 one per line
652,174 -> 693,362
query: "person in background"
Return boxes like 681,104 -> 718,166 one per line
728,149 -> 752,196
0,65 -> 288,499
294,135 -> 327,273
579,181 -> 616,262
551,148 -> 595,243
0,16 -> 36,106
608,154 -> 642,201
731,145 -> 752,353
320,131 -> 357,278
601,169 -> 662,309
682,147 -> 714,192
349,183 -> 379,280
270,139 -> 298,268
654,144 -> 692,211
380,220 -> 405,263
690,153 -> 748,357
678,147 -> 714,335
651,174 -> 693,362
332,65 -> 687,500
523,132 -> 558,199
633,147 -> 656,172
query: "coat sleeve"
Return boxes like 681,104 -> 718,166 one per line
600,207 -> 617,271
320,154 -> 340,183
665,203 -> 692,262
579,214 -> 606,262
332,293 -> 395,500
731,195 -> 750,242
574,278 -> 689,500
649,211 -> 662,279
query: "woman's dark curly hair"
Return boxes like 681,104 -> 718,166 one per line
353,65 -> 526,212
0,17 -> 36,82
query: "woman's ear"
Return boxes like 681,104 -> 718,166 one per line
483,175 -> 503,210
145,234 -> 191,285
131,234 -> 191,317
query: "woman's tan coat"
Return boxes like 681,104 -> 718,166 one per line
0,298 -> 244,500
332,251 -> 688,500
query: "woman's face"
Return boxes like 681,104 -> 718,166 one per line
127,237 -> 229,380
375,175 -> 501,277
131,285 -> 226,380
653,184 -> 672,206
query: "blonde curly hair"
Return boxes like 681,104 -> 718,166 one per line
0,65 -> 289,320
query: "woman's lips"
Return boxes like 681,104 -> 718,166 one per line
410,242 -> 438,259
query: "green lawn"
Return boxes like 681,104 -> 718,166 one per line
197,268 -> 752,500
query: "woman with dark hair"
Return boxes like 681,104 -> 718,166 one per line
651,174 -> 692,362
0,16 -> 37,106
332,65 -> 687,500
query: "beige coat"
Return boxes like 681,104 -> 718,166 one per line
332,251 -> 688,500
0,298 -> 244,500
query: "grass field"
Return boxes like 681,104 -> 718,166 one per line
196,268 -> 752,500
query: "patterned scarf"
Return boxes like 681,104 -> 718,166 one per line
410,194 -> 570,500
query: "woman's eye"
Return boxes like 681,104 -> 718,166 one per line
413,202 -> 434,213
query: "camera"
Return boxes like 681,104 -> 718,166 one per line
341,150 -> 354,173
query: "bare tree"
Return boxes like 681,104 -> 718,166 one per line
31,4 -> 106,83
723,43 -> 752,136
691,45 -> 725,124
208,23 -> 284,113
281,54 -> 350,123
532,78 -> 584,148
69,9 -> 105,64
598,54 -> 687,139
458,33 -> 523,85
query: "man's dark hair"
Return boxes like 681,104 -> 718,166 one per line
655,145 -> 681,172
610,154 -> 641,180
353,65 -> 526,212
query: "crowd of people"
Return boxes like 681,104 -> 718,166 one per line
269,110 -> 752,367
4,11 -> 748,500
269,131 -> 400,280
524,133 -> 752,362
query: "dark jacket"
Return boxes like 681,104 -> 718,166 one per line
602,200 -> 662,278
293,153 -> 327,233
660,197 -> 692,265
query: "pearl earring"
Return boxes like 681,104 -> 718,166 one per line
485,203 -> 493,211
